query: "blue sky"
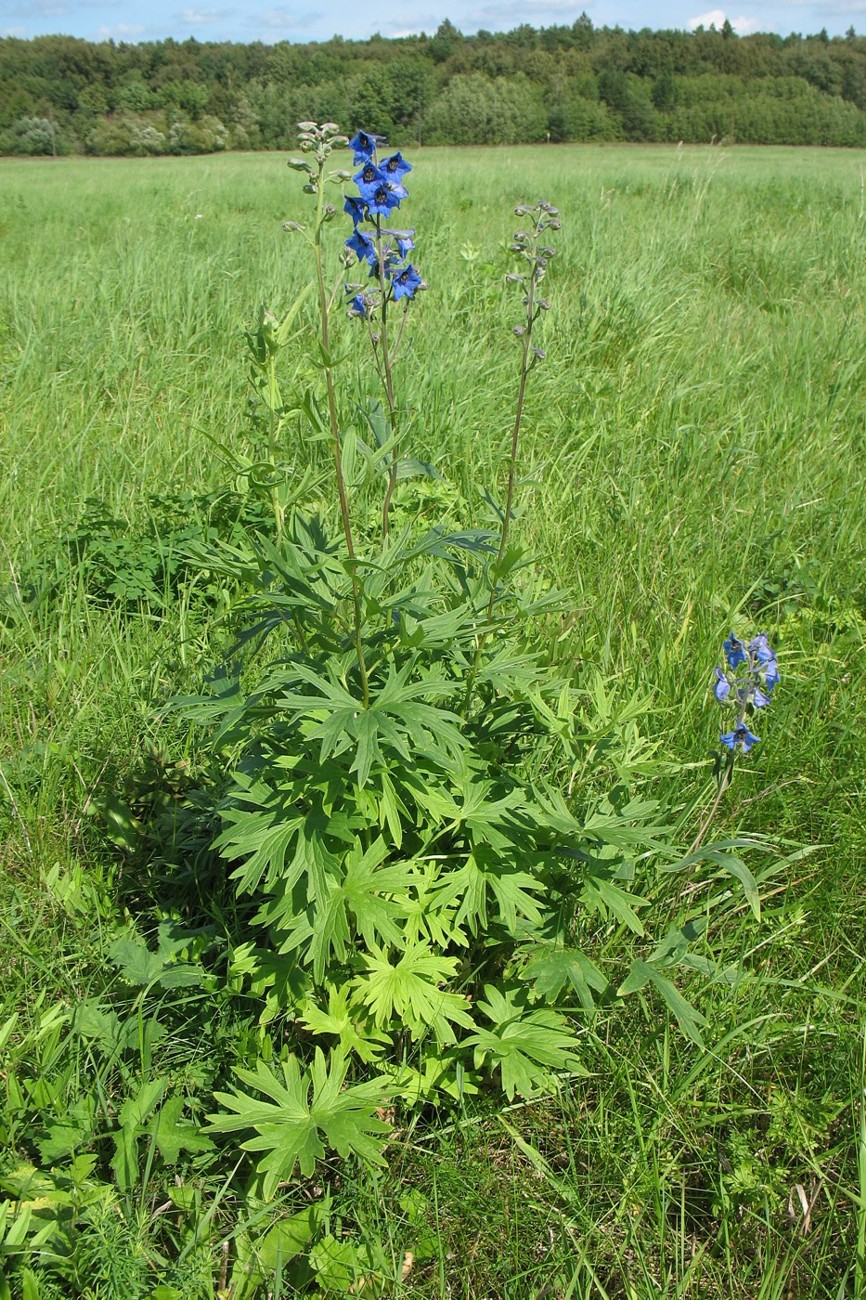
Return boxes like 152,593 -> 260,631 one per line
3,0 -> 863,46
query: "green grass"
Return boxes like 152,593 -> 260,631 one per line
1,143 -> 866,1297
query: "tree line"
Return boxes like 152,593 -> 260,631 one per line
4,17 -> 866,155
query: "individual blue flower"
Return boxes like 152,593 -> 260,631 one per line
391,263 -> 422,301
363,180 -> 404,217
368,245 -> 401,279
385,228 -> 415,258
344,195 -> 368,226
346,290 -> 371,319
721,723 -> 760,753
723,633 -> 747,669
764,656 -> 780,693
354,160 -> 385,190
381,151 -> 412,182
348,130 -> 377,164
713,667 -> 731,702
748,633 -> 773,664
752,685 -> 771,708
346,228 -> 377,265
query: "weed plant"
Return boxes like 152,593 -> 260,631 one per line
0,143 -> 864,1297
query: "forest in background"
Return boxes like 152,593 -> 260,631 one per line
4,18 -> 866,155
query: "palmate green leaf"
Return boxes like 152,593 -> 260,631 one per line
217,780 -> 344,901
275,659 -> 467,787
431,845 -> 545,935
150,1095 -> 214,1164
300,984 -> 391,1063
520,943 -> 607,1011
617,959 -> 707,1047
580,866 -> 646,935
208,1049 -> 391,1199
351,943 -> 473,1044
259,837 -> 415,981
465,986 -> 585,1100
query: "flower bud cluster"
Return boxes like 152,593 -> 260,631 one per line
507,200 -> 559,363
713,632 -> 780,753
287,121 -> 349,195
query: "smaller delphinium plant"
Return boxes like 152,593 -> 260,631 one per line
690,632 -> 780,854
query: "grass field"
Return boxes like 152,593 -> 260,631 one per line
1,143 -> 866,1298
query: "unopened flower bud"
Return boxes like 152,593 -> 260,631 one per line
532,347 -> 546,360
298,120 -> 317,132
513,325 -> 525,336
283,220 -> 305,232
321,122 -> 340,134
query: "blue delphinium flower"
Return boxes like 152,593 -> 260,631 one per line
723,633 -> 747,669
363,179 -> 404,217
344,195 -> 368,226
346,289 -> 372,318
721,723 -> 760,753
392,263 -> 423,301
381,152 -> 412,182
764,657 -> 780,693
348,130 -> 377,164
713,667 -> 731,702
354,160 -> 383,190
346,228 -> 377,266
386,228 -> 415,258
343,129 -> 423,321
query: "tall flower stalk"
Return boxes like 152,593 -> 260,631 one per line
288,122 -> 370,705
343,130 -> 424,539
493,202 -> 559,598
460,203 -> 558,718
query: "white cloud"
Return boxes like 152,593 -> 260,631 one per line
687,7 -> 761,31
467,0 -> 588,26
253,6 -> 321,30
179,8 -> 228,21
94,21 -> 145,37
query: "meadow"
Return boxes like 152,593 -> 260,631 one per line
1,142 -> 865,1298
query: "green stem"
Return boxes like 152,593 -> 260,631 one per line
688,758 -> 734,857
375,213 -> 399,540
313,173 -> 370,707
461,279 -> 537,718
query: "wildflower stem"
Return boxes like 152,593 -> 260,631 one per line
688,757 -> 734,856
313,166 -> 370,707
374,214 -> 399,539
491,301 -> 534,612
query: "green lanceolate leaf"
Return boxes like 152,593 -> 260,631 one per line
617,959 -> 707,1047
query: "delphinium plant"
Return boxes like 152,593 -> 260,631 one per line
684,631 -> 780,856
179,123 -> 776,1207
